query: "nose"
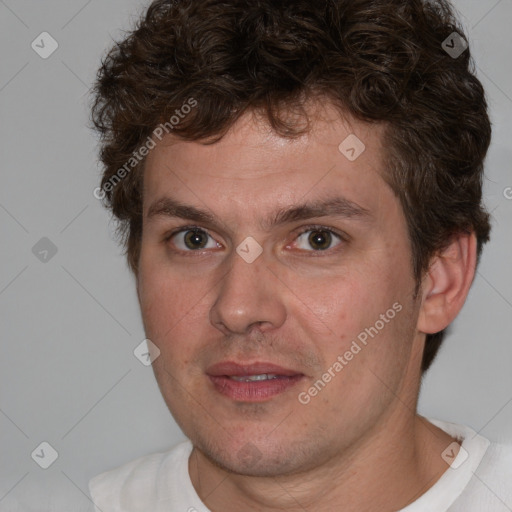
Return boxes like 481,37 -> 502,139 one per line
209,248 -> 287,336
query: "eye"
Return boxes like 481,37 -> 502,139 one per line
294,227 -> 343,251
169,228 -> 221,251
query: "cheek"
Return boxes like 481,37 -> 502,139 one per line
137,260 -> 202,344
294,258 -> 413,376
291,266 -> 395,341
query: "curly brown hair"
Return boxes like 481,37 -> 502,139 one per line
90,0 -> 491,373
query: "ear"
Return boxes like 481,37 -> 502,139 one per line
417,232 -> 477,334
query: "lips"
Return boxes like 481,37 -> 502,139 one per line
207,361 -> 302,377
206,361 -> 304,402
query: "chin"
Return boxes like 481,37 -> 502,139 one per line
207,448 -> 292,477
194,434 -> 318,477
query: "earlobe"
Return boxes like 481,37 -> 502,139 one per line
417,232 -> 477,335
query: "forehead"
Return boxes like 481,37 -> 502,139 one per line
142,103 -> 391,220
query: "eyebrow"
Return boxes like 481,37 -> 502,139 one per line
146,196 -> 371,230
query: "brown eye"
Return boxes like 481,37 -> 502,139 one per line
295,228 -> 342,251
308,230 -> 332,250
184,230 -> 208,249
170,228 -> 219,251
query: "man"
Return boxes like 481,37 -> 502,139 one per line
88,0 -> 512,510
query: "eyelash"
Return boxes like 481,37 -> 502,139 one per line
164,224 -> 348,254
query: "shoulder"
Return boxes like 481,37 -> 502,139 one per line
457,439 -> 512,510
88,440 -> 193,512
477,439 -> 512,479
412,419 -> 512,511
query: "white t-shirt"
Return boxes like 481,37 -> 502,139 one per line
88,419 -> 512,512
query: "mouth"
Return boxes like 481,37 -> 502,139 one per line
207,361 -> 305,402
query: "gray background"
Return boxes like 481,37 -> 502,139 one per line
0,0 -> 511,510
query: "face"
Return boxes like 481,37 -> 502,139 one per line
137,103 -> 423,477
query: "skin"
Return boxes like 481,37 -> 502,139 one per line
136,102 -> 475,511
